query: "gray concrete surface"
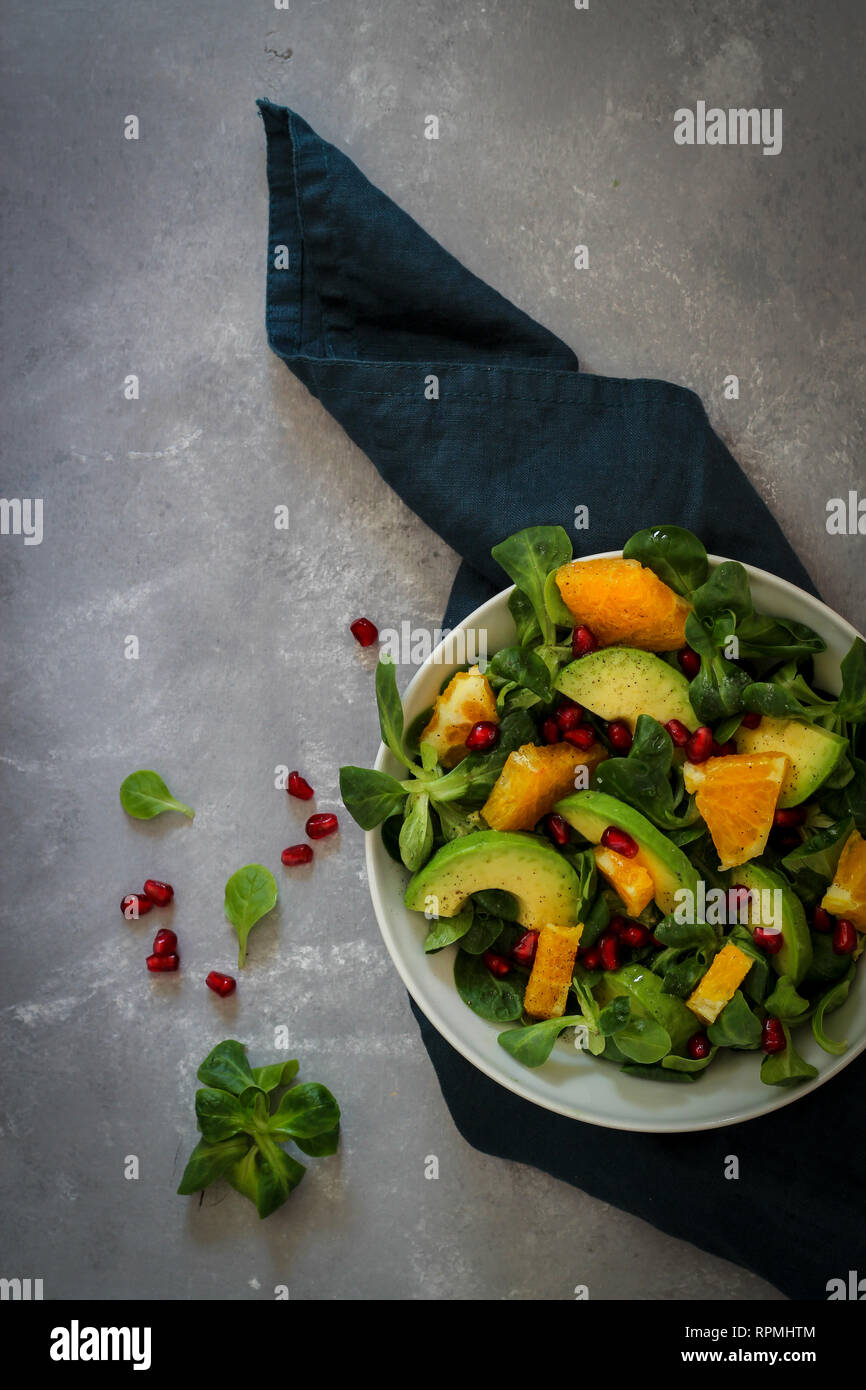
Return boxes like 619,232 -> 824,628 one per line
1,0 -> 863,1300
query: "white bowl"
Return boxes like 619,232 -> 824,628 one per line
365,553 -> 865,1132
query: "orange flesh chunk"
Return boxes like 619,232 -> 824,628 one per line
554,557 -> 690,652
683,753 -> 789,871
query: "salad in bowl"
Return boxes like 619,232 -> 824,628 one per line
341,524 -> 866,1107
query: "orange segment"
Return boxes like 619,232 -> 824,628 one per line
420,666 -> 498,768
554,557 -> 690,651
821,829 -> 866,930
593,846 -> 655,916
481,741 -> 606,832
524,923 -> 584,1019
686,942 -> 753,1024
683,752 -> 789,871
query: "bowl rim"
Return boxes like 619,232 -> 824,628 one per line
365,551 -> 865,1131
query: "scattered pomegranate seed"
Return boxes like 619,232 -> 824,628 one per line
541,716 -> 561,744
599,932 -> 620,971
281,843 -> 314,867
483,950 -> 511,978
753,926 -> 783,955
664,719 -> 691,748
146,952 -> 179,973
677,647 -> 701,679
544,812 -> 571,847
465,720 -> 499,752
773,806 -> 807,828
608,914 -> 629,938
607,720 -> 633,753
711,739 -> 735,757
580,946 -> 602,971
152,928 -> 178,957
601,825 -> 638,858
833,919 -> 857,956
688,1032 -> 711,1060
572,625 -> 599,658
349,617 -> 378,647
206,970 -> 237,997
288,771 -> 315,801
143,879 -> 174,907
685,726 -> 714,763
812,907 -> 834,934
121,893 -> 154,920
741,712 -> 762,729
511,931 -> 539,967
727,885 -> 752,920
623,923 -> 649,948
564,724 -> 597,750
306,812 -> 339,839
555,701 -> 583,732
761,1018 -> 786,1054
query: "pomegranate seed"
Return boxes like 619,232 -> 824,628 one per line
146,952 -> 179,973
206,970 -> 237,997
677,647 -> 701,679
544,812 -> 571,846
833,919 -> 857,955
306,812 -> 339,839
541,716 -> 561,744
572,625 -> 599,658
511,931 -> 539,967
483,950 -> 511,978
761,1018 -> 786,1054
599,933 -> 620,971
152,928 -> 178,957
688,1032 -> 711,1060
349,617 -> 378,647
664,718 -> 691,748
555,702 -> 583,732
143,879 -> 174,906
607,720 -> 633,753
121,893 -> 153,920
776,831 -> 802,852
608,914 -> 629,938
601,825 -> 638,858
773,806 -> 807,828
465,720 -> 499,752
685,726 -> 714,763
812,907 -> 834,934
711,739 -> 735,757
753,926 -> 783,955
564,724 -> 597,750
727,885 -> 752,921
580,946 -> 602,971
288,771 -> 314,801
741,712 -> 762,729
281,843 -> 314,867
623,923 -> 649,948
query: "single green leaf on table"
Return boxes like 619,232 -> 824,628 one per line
763,975 -> 810,1023
454,949 -> 525,1022
268,1082 -> 341,1140
197,1039 -> 261,1096
491,525 -> 573,646
707,990 -> 762,1049
398,792 -> 434,872
339,766 -> 406,830
760,1025 -> 819,1087
224,864 -> 278,967
251,1060 -> 300,1093
119,769 -> 194,821
498,1014 -> 584,1068
811,965 -> 855,1056
424,901 -> 475,952
375,656 -> 415,769
622,524 -> 708,597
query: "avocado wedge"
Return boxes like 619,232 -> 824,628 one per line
736,862 -> 812,985
556,647 -> 695,733
734,715 -> 847,807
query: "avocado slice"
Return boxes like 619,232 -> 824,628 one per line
736,862 -> 812,985
555,789 -> 699,915
555,647 -> 695,733
595,963 -> 696,1054
734,716 -> 848,807
404,830 -> 582,931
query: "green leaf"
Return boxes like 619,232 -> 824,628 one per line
250,1060 -> 300,1093
707,990 -> 762,1049
811,965 -> 855,1056
424,901 -> 475,952
454,949 -> 525,1022
653,916 -> 718,950
660,954 -> 709,999
835,637 -> 866,723
691,561 -> 754,623
460,912 -> 507,956
593,715 -> 699,831
375,657 -> 414,769
498,1014 -> 584,1067
742,682 -> 811,720
543,568 -> 576,627
194,1087 -> 252,1142
728,927 -> 771,1003
398,792 -> 434,872
197,1040 -> 260,1096
760,1025 -> 819,1087
508,587 -> 542,646
471,888 -> 520,920
819,753 -> 866,833
224,863 -> 278,967
781,817 -> 854,905
622,525 -> 708,596
662,1047 -> 717,1073
764,975 -> 810,1023
269,1082 -> 341,1139
228,1139 -> 306,1219
598,996 -> 632,1036
177,1135 -> 252,1194
486,645 -> 553,702
339,766 -> 406,829
293,1127 -> 340,1157
614,1017 -> 672,1064
491,525 -> 573,646
734,613 -> 825,666
119,769 -> 194,820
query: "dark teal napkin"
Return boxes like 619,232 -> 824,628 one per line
258,99 -> 864,1299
